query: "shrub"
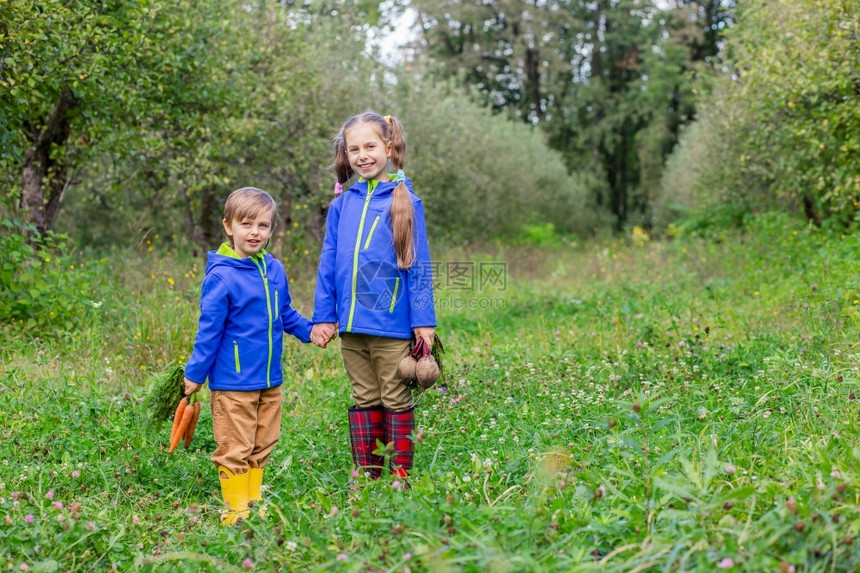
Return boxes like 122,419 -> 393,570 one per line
0,219 -> 106,336
392,75 -> 601,242
656,0 -> 859,229
518,223 -> 560,247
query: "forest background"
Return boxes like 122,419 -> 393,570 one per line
1,1 -> 859,571
2,0 -> 856,256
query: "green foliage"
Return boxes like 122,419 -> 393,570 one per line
3,217 -> 860,570
0,0 -> 149,154
0,218 -> 106,336
50,0 -> 273,248
0,0 -> 195,230
394,76 -> 601,241
30,0 -> 598,248
143,364 -> 186,425
728,0 -> 858,223
518,222 -> 561,247
658,0 -> 859,228
409,0 -> 733,229
652,116 -> 722,228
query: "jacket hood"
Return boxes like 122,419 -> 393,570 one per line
346,177 -> 415,198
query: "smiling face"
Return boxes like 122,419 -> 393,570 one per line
344,122 -> 391,183
223,209 -> 275,258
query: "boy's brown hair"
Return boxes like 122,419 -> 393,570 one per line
223,187 -> 277,228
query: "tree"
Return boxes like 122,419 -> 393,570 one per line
711,0 -> 858,223
545,0 -> 734,228
655,0 -> 857,228
411,0 -> 576,123
0,0 -> 183,236
627,1 -> 734,222
50,0 -> 397,249
408,0 -> 735,229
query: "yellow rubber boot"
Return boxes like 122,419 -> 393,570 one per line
218,466 -> 250,525
248,467 -> 266,516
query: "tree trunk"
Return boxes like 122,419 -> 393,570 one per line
279,196 -> 293,234
200,185 -> 218,247
802,193 -> 823,227
179,186 -> 205,249
21,90 -> 76,237
525,47 -> 543,120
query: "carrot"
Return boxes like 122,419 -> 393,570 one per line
169,403 -> 195,453
168,396 -> 189,449
183,402 -> 202,449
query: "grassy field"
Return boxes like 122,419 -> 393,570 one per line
2,214 -> 859,571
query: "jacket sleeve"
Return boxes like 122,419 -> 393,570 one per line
313,199 -> 340,324
406,198 -> 437,329
184,274 -> 229,384
281,272 -> 313,343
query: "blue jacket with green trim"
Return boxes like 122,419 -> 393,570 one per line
313,178 -> 436,339
185,243 -> 312,391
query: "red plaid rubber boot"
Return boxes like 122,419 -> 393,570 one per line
347,405 -> 385,479
384,406 -> 415,480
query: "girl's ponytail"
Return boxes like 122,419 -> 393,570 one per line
384,115 -> 415,269
332,130 -> 353,190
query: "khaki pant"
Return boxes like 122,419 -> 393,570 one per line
210,386 -> 282,474
341,333 -> 412,411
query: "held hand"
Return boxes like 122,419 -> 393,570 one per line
413,327 -> 435,352
310,324 -> 322,347
310,325 -> 324,348
184,377 -> 203,396
324,323 -> 338,343
311,323 -> 338,348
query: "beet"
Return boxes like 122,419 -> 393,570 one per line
402,334 -> 445,389
415,355 -> 440,388
399,355 -> 418,382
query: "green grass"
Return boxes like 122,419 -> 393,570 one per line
2,214 -> 860,571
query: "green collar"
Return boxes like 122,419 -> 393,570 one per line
357,176 -> 395,185
217,242 -> 267,260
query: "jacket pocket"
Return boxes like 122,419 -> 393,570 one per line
233,340 -> 241,373
275,290 -> 279,319
388,276 -> 400,313
363,215 -> 381,250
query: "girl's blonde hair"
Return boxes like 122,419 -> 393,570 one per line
333,112 -> 415,269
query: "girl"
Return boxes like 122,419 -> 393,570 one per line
311,111 -> 436,484
184,187 -> 315,524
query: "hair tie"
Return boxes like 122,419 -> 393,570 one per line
395,169 -> 406,182
384,115 -> 393,125
334,182 -> 343,195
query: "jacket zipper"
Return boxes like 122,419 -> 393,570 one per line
250,255 -> 273,388
347,180 -> 376,332
233,340 -> 241,373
